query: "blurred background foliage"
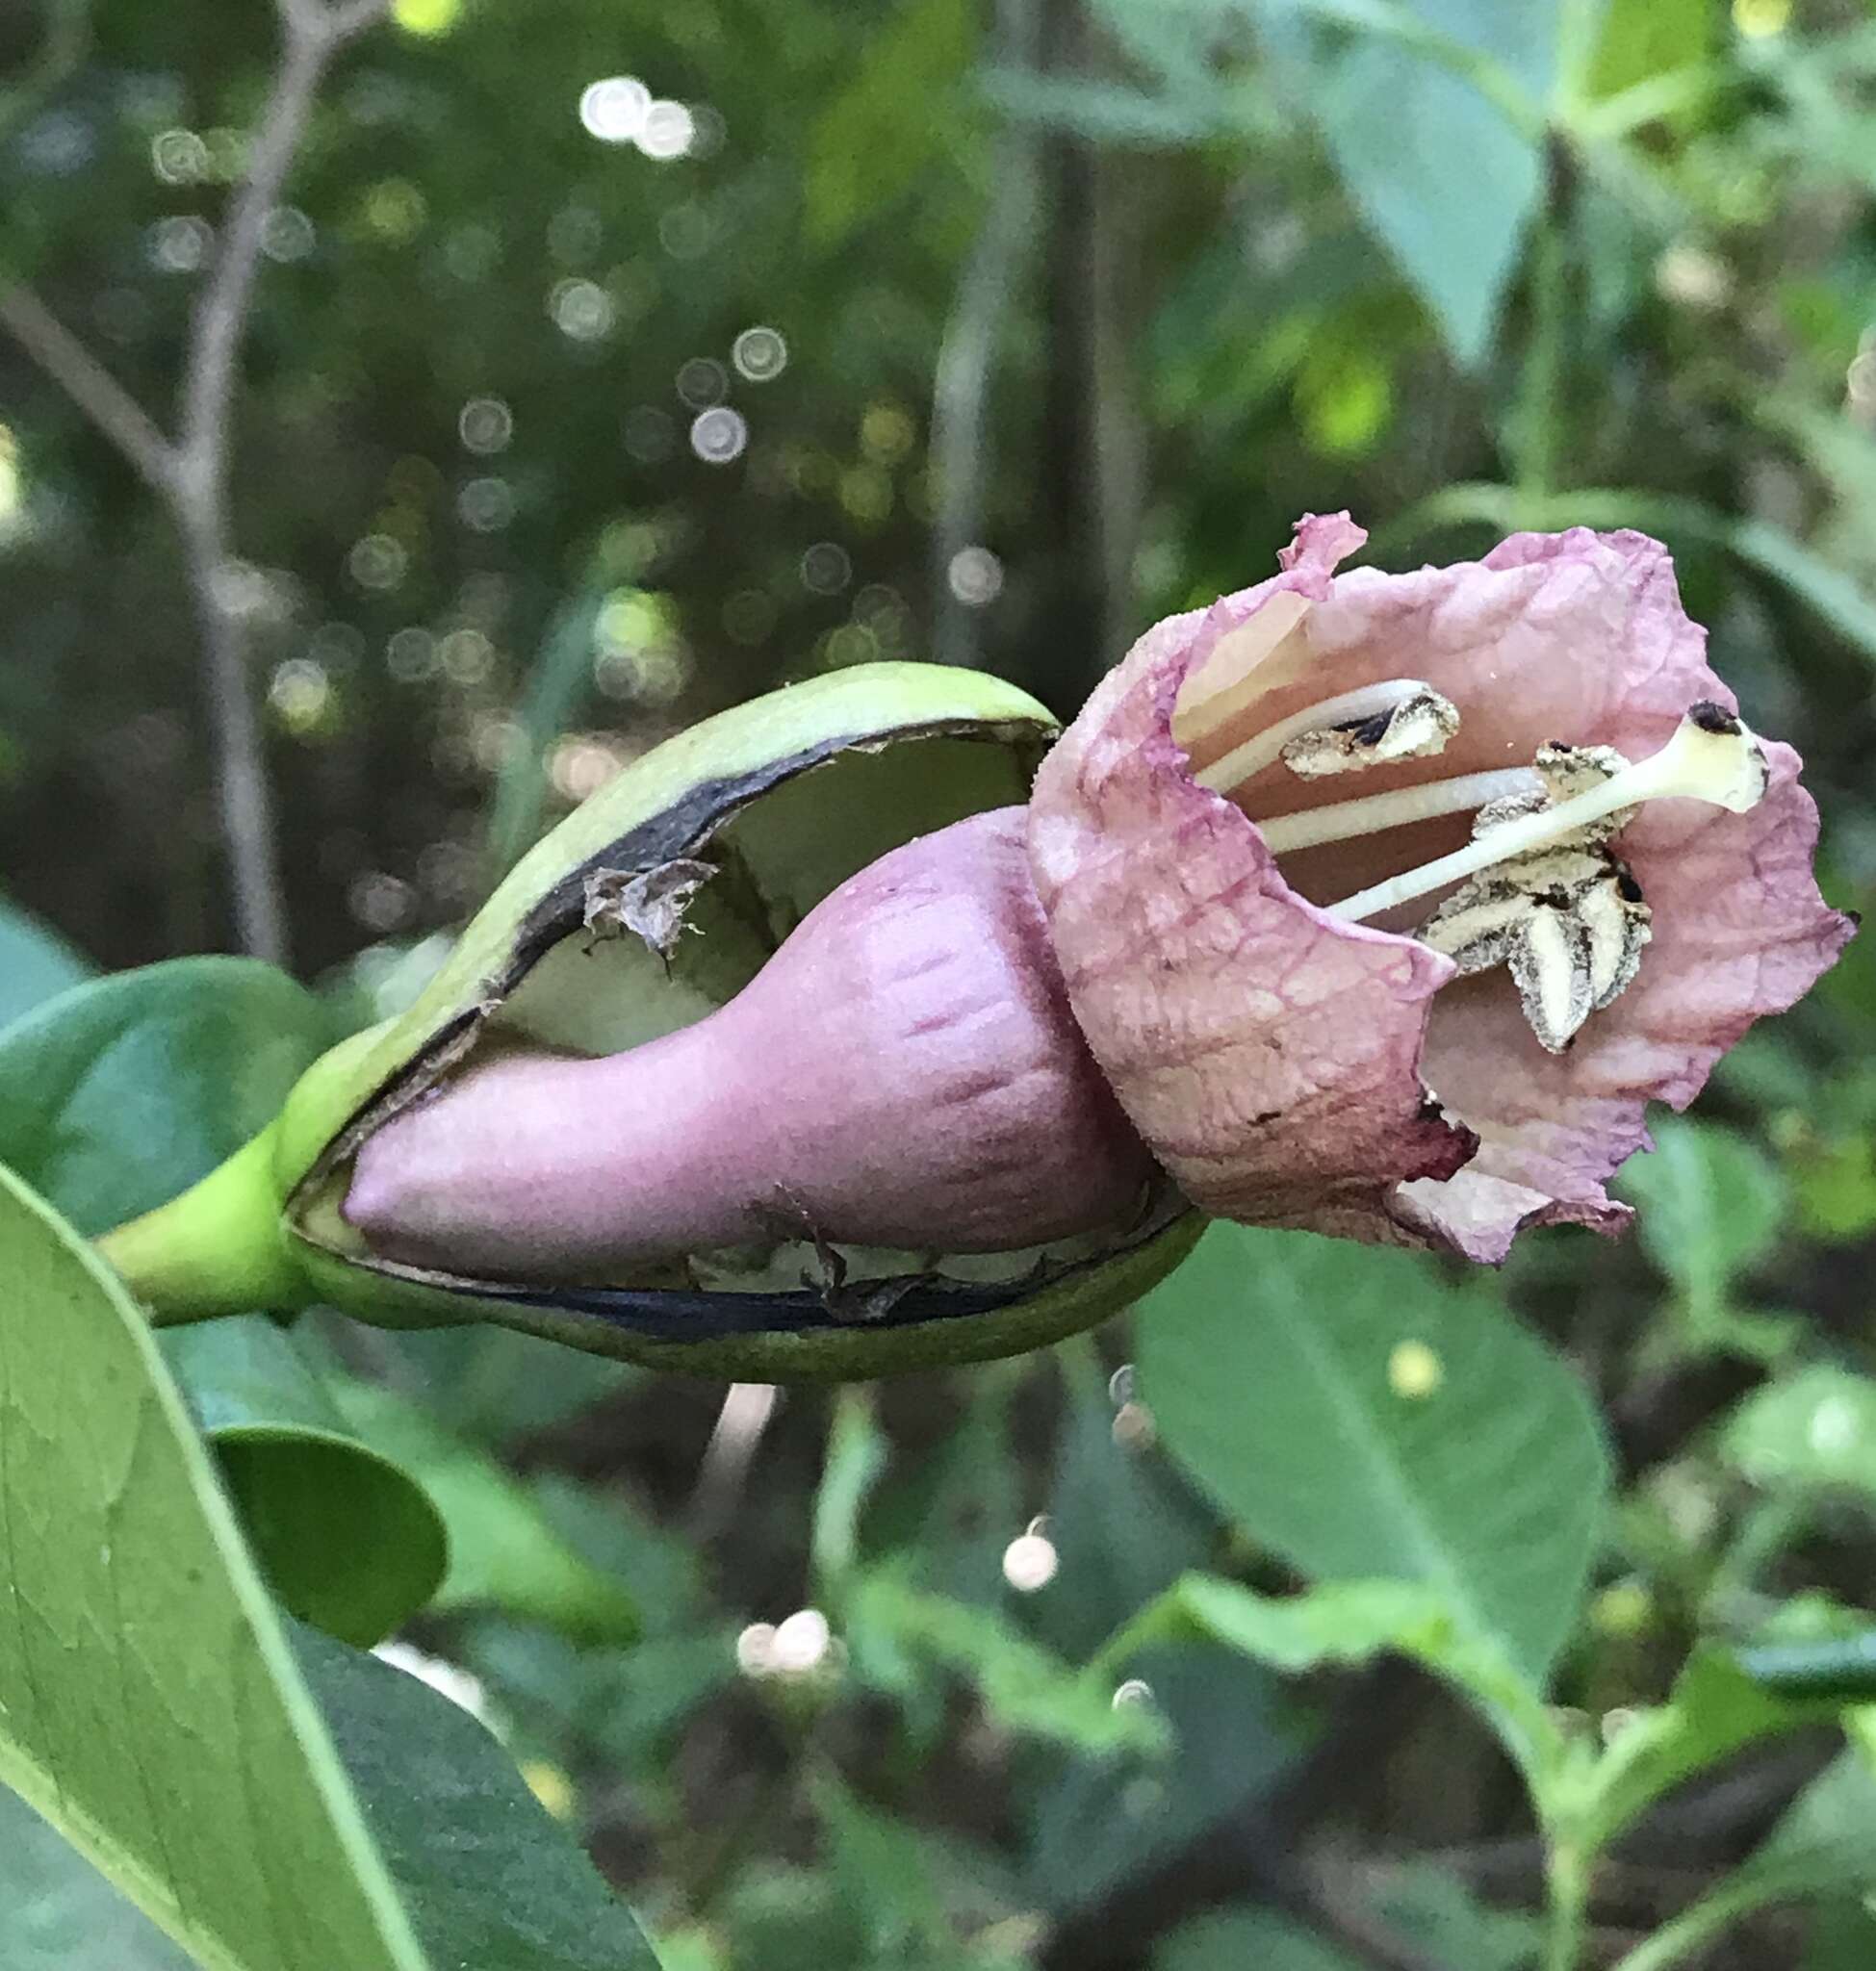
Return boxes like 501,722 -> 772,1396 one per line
9,0 -> 1876,1965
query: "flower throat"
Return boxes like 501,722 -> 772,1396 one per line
1173,603 -> 1769,1053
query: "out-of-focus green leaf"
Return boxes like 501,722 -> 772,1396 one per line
848,1573 -> 1166,1756
1019,1637 -> 1305,1915
0,960 -> 447,1643
1026,1342 -> 1215,1661
0,957 -> 332,1234
1101,1574 -> 1562,1793
332,1379 -> 640,1643
1586,0 -> 1718,102
165,1318 -> 449,1648
1804,1901 -> 1876,1970
1621,1118 -> 1787,1311
1724,1366 -> 1876,1506
811,1386 -> 888,1591
1579,1647 -> 1829,1855
806,0 -> 974,246
1139,1225 -> 1609,1684
1368,1860 -> 1542,1970
1264,0 -> 1551,367
0,1164 -> 427,1970
1152,1906 -> 1367,1971
0,1784 -> 193,1970
1607,1752 -> 1876,1971
0,896 -> 91,1035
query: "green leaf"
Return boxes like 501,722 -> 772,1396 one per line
1617,1117 -> 1789,1347
0,957 -> 333,1234
290,1624 -> 662,1971
1109,1574 -> 1562,1794
164,1318 -> 449,1648
0,1162 -> 427,1969
1019,1638 -> 1304,1915
1152,1906 -> 1367,1971
0,1783 -> 193,1969
1608,1752 -> 1876,1971
848,1573 -> 1166,1757
330,1379 -> 640,1643
1578,1647 -> 1830,1856
0,961 -> 446,1643
1367,1860 -> 1542,1970
805,0 -> 974,246
1724,1367 -> 1876,1505
1586,0 -> 1718,101
1026,1341 -> 1216,1661
0,897 -> 91,1036
1266,0 -> 1552,366
0,1165 -> 663,1971
1139,1225 -> 1610,1684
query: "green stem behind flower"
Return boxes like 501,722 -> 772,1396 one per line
95,1128 -> 310,1323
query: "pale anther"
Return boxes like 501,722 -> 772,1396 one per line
1255,768 -> 1540,857
1195,678 -> 1452,794
1325,704 -> 1766,923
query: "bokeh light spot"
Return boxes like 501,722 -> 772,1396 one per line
458,397 -> 514,455
579,76 -> 652,144
1387,1339 -> 1443,1400
732,325 -> 788,383
393,0 -> 461,36
638,100 -> 696,160
947,545 -> 1002,606
676,357 -> 729,409
690,406 -> 748,464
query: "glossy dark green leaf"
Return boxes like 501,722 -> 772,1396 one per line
0,959 -> 448,1642
0,957 -> 334,1234
1138,1225 -> 1609,1685
291,1624 -> 663,1971
0,897 -> 92,1036
164,1318 -> 449,1648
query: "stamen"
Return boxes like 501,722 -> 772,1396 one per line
1255,768 -> 1542,856
1325,704 -> 1767,924
1195,678 -> 1448,794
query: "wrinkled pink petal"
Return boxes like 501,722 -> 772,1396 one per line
1027,516 -> 1478,1242
1028,515 -> 1855,1259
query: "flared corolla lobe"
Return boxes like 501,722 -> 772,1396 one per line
345,808 -> 1156,1276
1028,514 -> 1854,1261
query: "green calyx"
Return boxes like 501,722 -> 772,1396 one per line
101,661 -> 1198,1380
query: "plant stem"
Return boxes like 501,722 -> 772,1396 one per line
1542,1841 -> 1590,1971
0,0 -> 387,966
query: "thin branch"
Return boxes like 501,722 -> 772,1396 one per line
1,0 -> 384,966
931,0 -> 1041,670
0,283 -> 177,496
161,0 -> 386,965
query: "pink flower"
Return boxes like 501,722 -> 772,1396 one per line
1027,515 -> 1854,1262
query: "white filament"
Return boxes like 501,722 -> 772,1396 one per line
1326,711 -> 1767,923
1195,678 -> 1435,794
1256,768 -> 1541,857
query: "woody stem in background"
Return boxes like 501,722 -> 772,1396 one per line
0,0 -> 388,967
